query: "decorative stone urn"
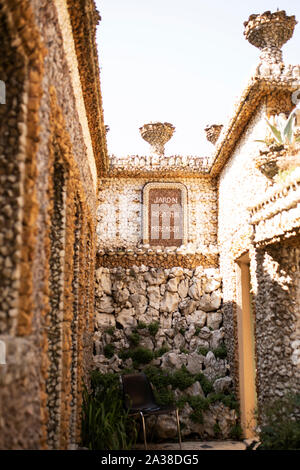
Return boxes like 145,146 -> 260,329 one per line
255,144 -> 300,179
139,122 -> 175,156
244,10 -> 297,63
204,124 -> 223,145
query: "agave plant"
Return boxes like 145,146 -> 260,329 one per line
256,110 -> 300,146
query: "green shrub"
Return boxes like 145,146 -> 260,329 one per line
179,328 -> 185,336
131,347 -> 154,365
129,332 -> 140,347
194,327 -> 201,336
154,388 -> 175,407
118,349 -> 131,360
148,321 -> 160,336
105,327 -> 115,336
170,367 -> 195,391
213,343 -> 227,359
176,396 -> 189,411
189,396 -> 209,424
81,371 -> 137,450
198,347 -> 209,356
180,347 -> 188,354
103,344 -> 115,359
214,422 -> 221,437
257,393 -> 300,450
144,366 -> 171,389
207,392 -> 239,413
194,373 -> 214,396
137,321 -> 147,329
154,346 -> 169,358
229,423 -> 243,440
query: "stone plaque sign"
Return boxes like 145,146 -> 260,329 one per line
143,183 -> 187,247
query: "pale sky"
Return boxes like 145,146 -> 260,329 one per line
95,0 -> 300,157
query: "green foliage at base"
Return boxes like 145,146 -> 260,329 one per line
131,347 -> 154,365
170,367 -> 195,391
105,327 -> 115,336
148,321 -> 160,336
207,392 -> 239,413
103,344 -> 115,359
198,344 -> 227,359
82,364 -> 240,448
194,373 -> 214,395
213,343 -> 227,359
198,347 -> 209,356
213,422 -> 221,437
189,396 -> 209,424
119,346 -> 154,365
154,346 -> 170,358
129,332 -> 140,347
229,423 -> 243,440
81,372 -> 137,450
257,393 -> 300,450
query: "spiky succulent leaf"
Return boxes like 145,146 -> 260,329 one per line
265,118 -> 283,144
283,111 -> 295,144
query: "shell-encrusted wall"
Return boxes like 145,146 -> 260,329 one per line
0,0 -> 98,451
97,177 -> 218,253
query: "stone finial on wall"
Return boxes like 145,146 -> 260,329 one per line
204,124 -> 223,145
139,122 -> 175,156
244,10 -> 297,64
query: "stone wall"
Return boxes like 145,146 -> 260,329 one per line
93,265 -> 239,439
217,103 -> 270,386
0,0 -> 101,450
218,97 -> 300,421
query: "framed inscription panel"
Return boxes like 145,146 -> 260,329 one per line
142,182 -> 188,247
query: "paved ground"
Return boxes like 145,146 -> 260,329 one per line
134,440 -> 247,450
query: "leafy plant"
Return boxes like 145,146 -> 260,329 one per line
154,345 -> 169,358
137,321 -> 147,329
148,321 -> 160,336
229,423 -> 243,440
119,349 -> 131,361
194,373 -> 214,396
207,392 -> 239,413
119,346 -> 154,365
213,343 -> 227,359
131,347 -> 154,365
170,366 -> 195,391
198,346 -> 209,357
256,110 -> 300,146
81,372 -> 137,450
189,395 -> 209,424
213,422 -> 221,437
256,393 -> 300,450
103,344 -> 115,359
105,327 -> 115,336
129,332 -> 140,347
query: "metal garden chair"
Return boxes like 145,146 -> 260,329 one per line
121,372 -> 182,450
